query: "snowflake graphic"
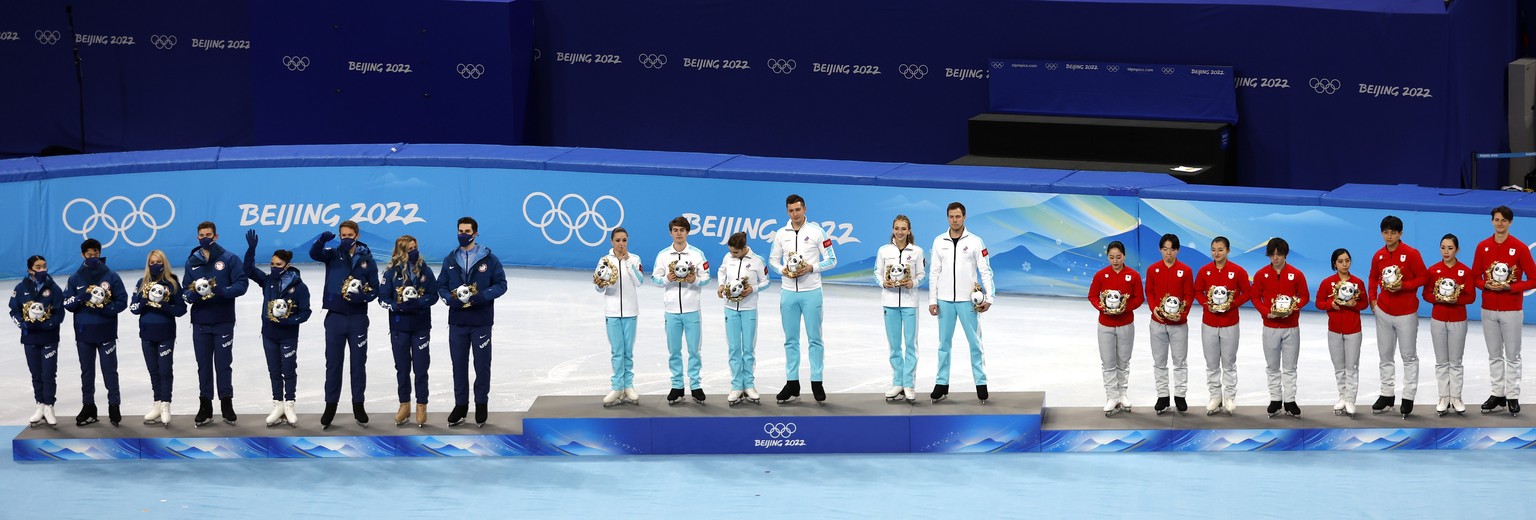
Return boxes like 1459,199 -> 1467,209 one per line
1021,262 -> 1032,272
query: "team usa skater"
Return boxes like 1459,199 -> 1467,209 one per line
1144,233 -> 1196,415
245,231 -> 311,428
928,202 -> 995,404
1317,248 -> 1369,417
310,220 -> 379,428
380,235 -> 439,425
439,217 -> 507,427
653,216 -> 712,405
594,227 -> 642,407
1090,241 -> 1143,416
770,194 -> 837,405
1194,236 -> 1249,416
876,215 -> 925,405
1472,205 -> 1536,416
130,249 -> 186,427
717,232 -> 772,406
183,221 -> 249,427
12,255 -> 63,428
1369,215 -> 1427,417
62,238 -> 128,426
1424,234 -> 1476,416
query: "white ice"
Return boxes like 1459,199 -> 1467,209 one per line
0,264 -> 1527,423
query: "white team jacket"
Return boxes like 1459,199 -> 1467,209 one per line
716,249 -> 772,312
769,221 -> 838,292
929,230 -> 996,306
875,242 -> 926,308
651,244 -> 712,314
593,249 -> 644,318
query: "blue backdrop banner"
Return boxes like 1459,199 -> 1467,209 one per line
14,157 -> 1536,322
989,59 -> 1237,124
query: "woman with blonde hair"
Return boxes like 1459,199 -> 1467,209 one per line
380,234 -> 438,426
129,249 -> 187,426
875,215 -> 925,403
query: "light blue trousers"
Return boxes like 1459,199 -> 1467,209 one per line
724,308 -> 758,391
883,306 -> 918,387
664,311 -> 703,390
781,288 -> 825,381
935,300 -> 986,386
605,317 -> 636,391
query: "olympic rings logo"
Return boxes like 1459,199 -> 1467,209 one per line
763,422 -> 798,439
150,34 -> 177,50
766,58 -> 796,75
990,61 -> 1004,69
898,64 -> 927,80
35,30 -> 61,45
61,194 -> 177,248
1106,65 -> 1120,73
457,63 -> 485,79
1162,67 -> 1175,75
1045,63 -> 1057,71
638,54 -> 667,69
282,56 -> 310,72
1309,77 -> 1341,94
522,192 -> 624,247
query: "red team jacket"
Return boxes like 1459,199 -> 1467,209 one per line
1144,260 -> 1195,325
1472,235 -> 1536,312
1194,261 -> 1250,328
1251,264 -> 1309,329
1315,273 -> 1370,334
1422,260 -> 1478,322
1089,266 -> 1144,327
1368,243 -> 1426,317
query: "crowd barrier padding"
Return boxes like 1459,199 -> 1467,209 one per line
3,143 -> 1536,322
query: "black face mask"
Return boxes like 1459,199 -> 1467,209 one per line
270,266 -> 286,278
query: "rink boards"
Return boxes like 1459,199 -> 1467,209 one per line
15,392 -> 1536,461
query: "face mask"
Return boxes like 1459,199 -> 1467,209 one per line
407,249 -> 419,264
31,270 -> 46,281
198,237 -> 214,248
457,233 -> 474,248
270,266 -> 286,278
149,264 -> 164,278
83,257 -> 101,268
339,238 -> 356,251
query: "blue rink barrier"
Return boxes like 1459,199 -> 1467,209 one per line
2,143 -> 1536,321
19,406 -> 1536,461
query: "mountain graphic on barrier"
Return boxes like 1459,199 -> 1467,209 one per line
1333,430 -> 1413,451
37,441 -> 114,460
950,437 -> 1005,453
1068,431 -> 1147,452
557,441 -> 610,456
1205,431 -> 1279,451
1461,433 -> 1536,450
161,439 -> 246,459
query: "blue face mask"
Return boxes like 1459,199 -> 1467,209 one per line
407,249 -> 420,264
149,264 -> 164,278
270,266 -> 286,278
31,270 -> 46,281
83,257 -> 101,268
457,233 -> 474,248
339,238 -> 356,252
198,237 -> 214,248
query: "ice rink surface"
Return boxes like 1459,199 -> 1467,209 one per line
1,265 -> 1527,423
